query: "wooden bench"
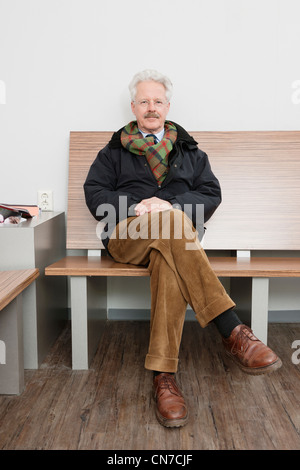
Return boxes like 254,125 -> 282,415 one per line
45,131 -> 300,370
0,268 -> 39,394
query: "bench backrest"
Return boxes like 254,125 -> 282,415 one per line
67,131 -> 300,251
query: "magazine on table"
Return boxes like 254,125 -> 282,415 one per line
0,203 -> 39,225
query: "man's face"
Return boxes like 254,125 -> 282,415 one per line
131,81 -> 170,134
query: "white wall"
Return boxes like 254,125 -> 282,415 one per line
1,0 -> 300,315
1,0 -> 300,210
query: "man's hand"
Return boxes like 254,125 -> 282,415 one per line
135,197 -> 172,216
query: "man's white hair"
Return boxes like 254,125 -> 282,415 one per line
129,69 -> 173,102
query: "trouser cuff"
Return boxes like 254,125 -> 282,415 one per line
195,294 -> 236,328
144,354 -> 179,373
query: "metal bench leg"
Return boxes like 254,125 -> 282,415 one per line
230,277 -> 270,345
70,276 -> 89,369
251,277 -> 269,344
0,296 -> 24,394
70,276 -> 107,370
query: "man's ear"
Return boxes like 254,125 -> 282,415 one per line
131,101 -> 136,116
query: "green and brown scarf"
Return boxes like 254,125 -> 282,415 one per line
121,121 -> 177,184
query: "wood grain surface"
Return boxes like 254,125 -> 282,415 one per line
0,321 -> 299,450
45,255 -> 300,278
0,269 -> 39,311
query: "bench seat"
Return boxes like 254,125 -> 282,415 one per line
0,269 -> 39,394
0,269 -> 40,310
45,256 -> 300,278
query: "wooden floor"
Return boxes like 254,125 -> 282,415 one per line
0,321 -> 300,450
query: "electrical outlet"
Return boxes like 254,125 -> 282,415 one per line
38,190 -> 53,211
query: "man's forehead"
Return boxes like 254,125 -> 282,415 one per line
136,81 -> 167,96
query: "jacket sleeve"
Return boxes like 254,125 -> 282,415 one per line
169,150 -> 221,226
83,145 -> 139,223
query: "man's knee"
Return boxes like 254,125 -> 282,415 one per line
168,209 -> 195,240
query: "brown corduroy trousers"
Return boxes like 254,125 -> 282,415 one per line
108,209 -> 235,373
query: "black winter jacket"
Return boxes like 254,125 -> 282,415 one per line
84,122 -> 221,249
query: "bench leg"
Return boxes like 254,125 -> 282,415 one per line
70,276 -> 107,370
251,277 -> 269,344
230,277 -> 269,344
0,296 -> 24,394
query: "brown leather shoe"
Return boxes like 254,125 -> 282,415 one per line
223,324 -> 282,375
153,373 -> 189,428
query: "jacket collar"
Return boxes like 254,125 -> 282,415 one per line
108,121 -> 198,150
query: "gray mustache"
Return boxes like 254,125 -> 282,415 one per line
144,112 -> 160,118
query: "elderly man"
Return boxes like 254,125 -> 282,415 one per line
84,70 -> 282,428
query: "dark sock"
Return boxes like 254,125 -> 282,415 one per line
212,309 -> 242,338
153,371 -> 174,377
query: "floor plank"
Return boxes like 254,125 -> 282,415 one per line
0,321 -> 299,450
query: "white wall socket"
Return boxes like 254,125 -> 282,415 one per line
38,190 -> 53,211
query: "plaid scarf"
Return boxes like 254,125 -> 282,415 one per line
121,121 -> 177,184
